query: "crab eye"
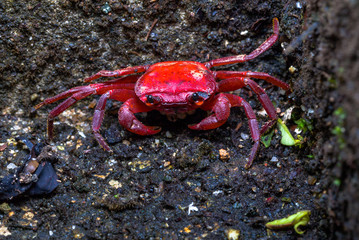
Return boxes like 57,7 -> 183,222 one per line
192,92 -> 200,102
145,95 -> 160,106
191,92 -> 208,106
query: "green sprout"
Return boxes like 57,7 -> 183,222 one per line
266,210 -> 311,234
277,118 -> 302,146
294,118 -> 313,133
261,128 -> 275,148
331,107 -> 347,149
261,119 -> 305,147
333,178 -> 341,187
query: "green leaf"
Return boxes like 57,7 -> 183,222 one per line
261,129 -> 275,148
277,118 -> 296,146
294,118 -> 313,133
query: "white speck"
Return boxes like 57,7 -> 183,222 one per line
257,108 -> 267,116
49,231 -> 53,236
240,133 -> 249,140
7,163 -> 17,170
307,108 -> 314,116
213,190 -> 223,196
72,225 -> 76,230
108,158 -> 117,166
11,125 -> 21,131
240,30 -> 248,36
0,225 -> 11,236
296,2 -> 302,8
270,156 -> 278,162
78,131 -> 86,138
294,128 -> 302,134
188,202 -> 198,215
224,40 -> 229,47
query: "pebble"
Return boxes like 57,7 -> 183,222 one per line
289,65 -> 298,73
30,93 -> 38,101
240,133 -> 249,140
225,228 -> 240,240
109,180 -> 122,189
165,131 -> 172,138
219,149 -> 230,160
307,175 -> 317,185
6,163 -> 17,170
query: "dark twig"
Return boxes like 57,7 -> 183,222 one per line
145,18 -> 159,41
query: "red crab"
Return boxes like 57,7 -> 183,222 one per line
34,18 -> 289,169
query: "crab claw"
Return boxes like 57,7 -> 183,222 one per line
118,99 -> 161,135
123,117 -> 161,135
188,94 -> 230,130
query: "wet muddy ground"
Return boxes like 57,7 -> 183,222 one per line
0,0 -> 358,239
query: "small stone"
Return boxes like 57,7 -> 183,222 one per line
109,180 -> 122,189
0,143 -> 7,151
0,203 -> 11,213
240,30 -> 248,36
6,163 -> 17,170
57,145 -> 65,151
289,65 -> 298,73
165,131 -> 172,138
225,228 -> 240,240
101,2 -> 111,14
219,149 -> 230,161
0,225 -> 11,237
30,93 -> 38,101
307,175 -> 317,185
23,212 -> 35,221
240,133 -> 249,140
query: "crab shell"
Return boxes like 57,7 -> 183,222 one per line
135,61 -> 217,114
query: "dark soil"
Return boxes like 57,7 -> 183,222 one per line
0,0 -> 358,239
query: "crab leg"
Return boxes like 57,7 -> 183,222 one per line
215,71 -> 290,92
205,18 -> 279,68
92,89 -> 136,151
46,89 -> 97,140
33,86 -> 89,111
118,98 -> 161,135
223,93 -> 261,169
34,78 -> 136,141
84,65 -> 150,82
189,93 -> 260,168
218,77 -> 280,134
33,75 -> 138,111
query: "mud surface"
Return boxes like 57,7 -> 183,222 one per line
0,0 -> 357,239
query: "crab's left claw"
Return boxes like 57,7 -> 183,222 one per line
118,98 -> 161,135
